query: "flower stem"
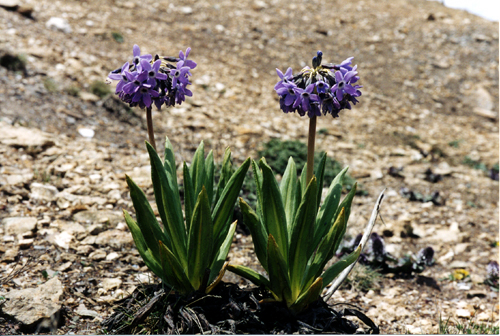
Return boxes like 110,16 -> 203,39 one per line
146,107 -> 157,152
306,115 -> 317,184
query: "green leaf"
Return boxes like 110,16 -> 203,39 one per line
212,158 -> 250,247
189,141 -> 206,199
125,174 -> 167,259
159,241 -> 194,294
215,148 -> 233,205
290,277 -> 323,314
146,142 -> 187,266
267,234 -> 292,302
302,208 -> 346,291
259,159 -> 288,262
251,159 -> 264,221
299,161 -> 308,198
289,177 -> 317,300
163,137 -> 179,193
334,182 -> 357,227
208,221 -> 237,285
321,245 -> 361,288
205,150 -> 215,207
183,162 -> 195,232
123,210 -> 163,279
313,166 -> 349,254
315,152 -> 327,207
280,157 -> 298,234
227,264 -> 271,288
188,187 -> 213,290
239,198 -> 268,271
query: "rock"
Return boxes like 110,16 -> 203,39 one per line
78,128 -> 95,138
87,224 -> 105,235
17,238 -> 33,249
75,309 -> 100,318
57,261 -> 72,272
180,6 -> 192,14
0,172 -> 34,185
2,247 -> 19,262
16,4 -> 33,17
49,231 -> 73,249
73,210 -> 123,225
101,278 -> 122,291
79,92 -> 100,102
89,249 -> 107,260
30,182 -> 58,201
473,107 -> 497,120
46,17 -> 72,34
0,0 -> 18,9
3,217 -> 37,236
76,245 -> 94,255
476,311 -> 493,321
456,308 -> 471,318
105,252 -> 120,261
0,123 -> 55,150
253,0 -> 267,10
448,260 -> 470,269
95,229 -> 133,248
1,277 -> 63,326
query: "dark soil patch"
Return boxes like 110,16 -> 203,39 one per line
103,282 -> 379,334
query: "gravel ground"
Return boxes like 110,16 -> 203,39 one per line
0,0 -> 498,334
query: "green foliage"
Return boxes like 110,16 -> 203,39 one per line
90,80 -> 111,98
438,315 -> 499,334
43,78 -> 58,92
111,32 -> 124,43
463,156 -> 488,172
124,138 -> 250,295
340,263 -> 381,292
65,85 -> 80,97
0,52 -> 27,73
448,139 -> 463,148
228,156 -> 360,314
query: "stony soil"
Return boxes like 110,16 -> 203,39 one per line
0,0 -> 498,334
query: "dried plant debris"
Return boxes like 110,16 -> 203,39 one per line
103,282 -> 379,334
339,232 -> 435,277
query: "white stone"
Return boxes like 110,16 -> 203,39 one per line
78,128 -> 95,138
456,308 -> 471,318
46,17 -> 72,34
101,278 -> 122,291
30,182 -> 58,201
3,217 -> 37,236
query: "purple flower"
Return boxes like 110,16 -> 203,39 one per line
132,83 -> 159,108
273,51 -> 362,118
132,44 -> 152,70
331,70 -> 360,101
276,82 -> 298,107
141,59 -> 168,86
108,62 -> 132,93
178,47 -> 197,70
107,45 -> 195,110
122,71 -> 148,95
293,83 -> 319,113
275,67 -> 293,90
170,63 -> 191,87
416,247 -> 434,266
487,261 -> 499,279
315,81 -> 329,94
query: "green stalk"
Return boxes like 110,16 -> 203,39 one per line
146,107 -> 157,152
306,115 -> 317,184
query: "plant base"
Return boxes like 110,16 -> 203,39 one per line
102,282 -> 379,334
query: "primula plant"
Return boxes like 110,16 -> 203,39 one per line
108,45 -> 196,151
227,51 -> 380,314
124,139 -> 250,295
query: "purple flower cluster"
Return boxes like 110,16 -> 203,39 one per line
274,51 -> 362,118
108,45 -> 196,109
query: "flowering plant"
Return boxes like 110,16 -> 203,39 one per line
228,51 -> 384,313
108,45 -> 196,151
124,138 -> 250,294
